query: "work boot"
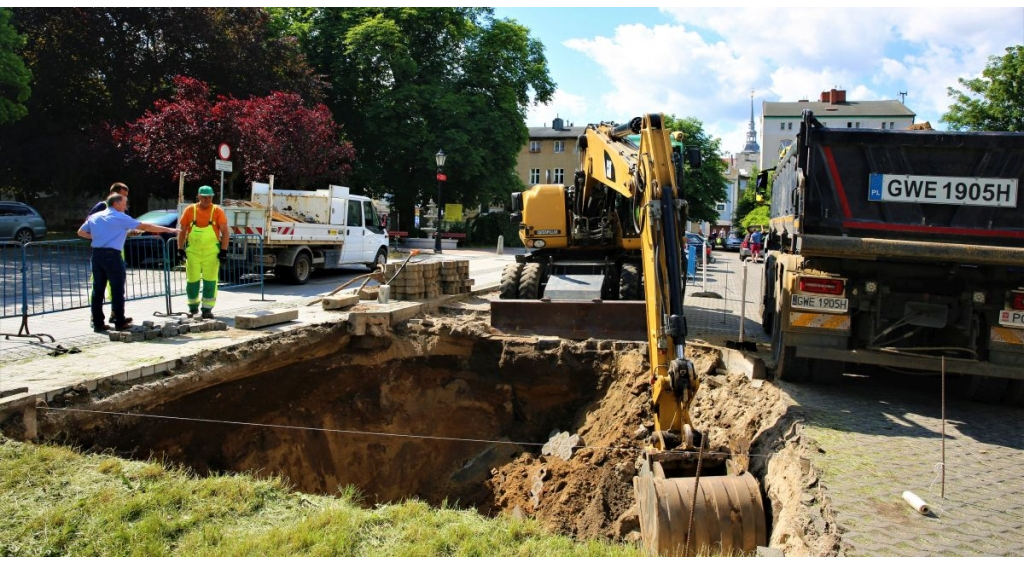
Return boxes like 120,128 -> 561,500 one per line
189,308 -> 198,318
93,323 -> 110,333
110,316 -> 132,324
201,309 -> 214,319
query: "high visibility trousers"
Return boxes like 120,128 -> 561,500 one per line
185,224 -> 219,312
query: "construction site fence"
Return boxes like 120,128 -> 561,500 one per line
0,234 -> 265,340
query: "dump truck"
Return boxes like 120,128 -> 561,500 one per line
495,115 -> 767,555
759,110 -> 1024,402
181,179 -> 388,284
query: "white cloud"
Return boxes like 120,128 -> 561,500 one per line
530,7 -> 1021,151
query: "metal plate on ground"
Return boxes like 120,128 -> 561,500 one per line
543,274 -> 606,301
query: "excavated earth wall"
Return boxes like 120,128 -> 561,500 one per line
24,310 -> 838,556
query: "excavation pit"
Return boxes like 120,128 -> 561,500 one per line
29,313 -> 822,550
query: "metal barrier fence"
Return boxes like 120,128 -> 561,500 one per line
0,233 -> 264,341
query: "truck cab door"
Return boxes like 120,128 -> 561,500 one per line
340,199 -> 364,264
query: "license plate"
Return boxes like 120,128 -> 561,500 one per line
868,173 -> 1018,208
791,294 -> 848,313
999,309 -> 1024,328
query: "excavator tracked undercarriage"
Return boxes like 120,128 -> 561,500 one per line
491,114 -> 767,555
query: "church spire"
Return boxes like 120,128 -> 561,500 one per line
742,89 -> 760,153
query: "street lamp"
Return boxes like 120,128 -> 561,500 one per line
434,149 -> 447,254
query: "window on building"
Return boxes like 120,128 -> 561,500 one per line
787,122 -> 793,130
553,140 -> 564,153
716,203 -> 726,211
529,141 -> 541,153
553,168 -> 564,184
855,121 -> 860,128
881,122 -> 886,130
889,122 -> 895,130
780,122 -> 785,131
529,168 -> 540,184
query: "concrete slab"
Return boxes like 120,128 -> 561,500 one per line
235,309 -> 299,330
322,294 -> 360,310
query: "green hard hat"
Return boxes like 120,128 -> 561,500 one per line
198,185 -> 215,197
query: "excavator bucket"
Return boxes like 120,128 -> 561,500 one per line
634,461 -> 767,556
490,299 -> 647,341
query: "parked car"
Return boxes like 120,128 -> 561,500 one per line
0,201 -> 47,244
124,209 -> 179,267
724,231 -> 744,251
684,232 -> 714,265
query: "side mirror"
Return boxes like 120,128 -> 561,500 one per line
686,146 -> 702,169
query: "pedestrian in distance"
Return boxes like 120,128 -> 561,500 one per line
750,226 -> 764,263
78,193 -> 179,332
177,185 -> 230,319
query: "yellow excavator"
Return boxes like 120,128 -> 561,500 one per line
494,115 -> 766,555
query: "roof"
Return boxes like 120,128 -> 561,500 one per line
763,100 -> 915,118
528,125 -> 586,140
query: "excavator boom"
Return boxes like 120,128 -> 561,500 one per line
494,114 -> 766,555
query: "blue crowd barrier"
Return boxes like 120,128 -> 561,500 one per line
0,233 -> 265,340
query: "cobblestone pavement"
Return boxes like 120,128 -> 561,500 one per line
697,251 -> 1023,556
683,251 -> 769,347
786,374 -> 1024,556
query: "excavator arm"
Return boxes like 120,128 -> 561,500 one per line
579,115 -> 766,555
578,114 -> 697,448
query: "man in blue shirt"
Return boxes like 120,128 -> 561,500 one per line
87,182 -> 130,325
78,194 -> 179,332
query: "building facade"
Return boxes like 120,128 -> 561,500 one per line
760,89 -> 916,169
515,117 -> 585,190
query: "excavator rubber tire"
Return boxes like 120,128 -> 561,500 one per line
635,463 -> 766,556
518,262 -> 543,299
499,263 -> 524,299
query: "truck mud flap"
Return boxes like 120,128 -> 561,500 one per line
490,299 -> 647,341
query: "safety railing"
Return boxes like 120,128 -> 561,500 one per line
1,233 -> 265,339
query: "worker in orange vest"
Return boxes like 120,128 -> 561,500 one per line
177,185 -> 230,318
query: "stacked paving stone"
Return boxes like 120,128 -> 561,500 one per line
108,317 -> 228,343
383,259 -> 473,300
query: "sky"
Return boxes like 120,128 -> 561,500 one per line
492,6 -> 1024,156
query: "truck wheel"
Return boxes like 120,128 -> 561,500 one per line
366,247 -> 387,271
499,263 -> 523,299
966,375 -> 1010,404
619,264 -> 641,300
519,263 -> 543,299
280,252 -> 312,285
769,300 -> 809,382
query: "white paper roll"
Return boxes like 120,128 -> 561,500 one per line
902,490 -> 929,514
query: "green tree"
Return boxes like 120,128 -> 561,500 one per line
284,8 -> 555,232
0,8 -> 319,212
662,115 -> 728,224
942,45 -> 1024,132
0,7 -> 30,125
732,165 -> 770,230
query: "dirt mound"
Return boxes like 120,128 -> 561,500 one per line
485,343 -> 794,546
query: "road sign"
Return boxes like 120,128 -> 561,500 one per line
215,159 -> 233,172
217,143 -> 231,160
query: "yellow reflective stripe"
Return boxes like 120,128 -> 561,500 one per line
990,327 -> 1024,346
789,312 -> 850,331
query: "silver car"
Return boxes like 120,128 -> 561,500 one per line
0,201 -> 47,244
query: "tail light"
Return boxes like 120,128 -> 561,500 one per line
1010,291 -> 1024,310
799,276 -> 845,295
